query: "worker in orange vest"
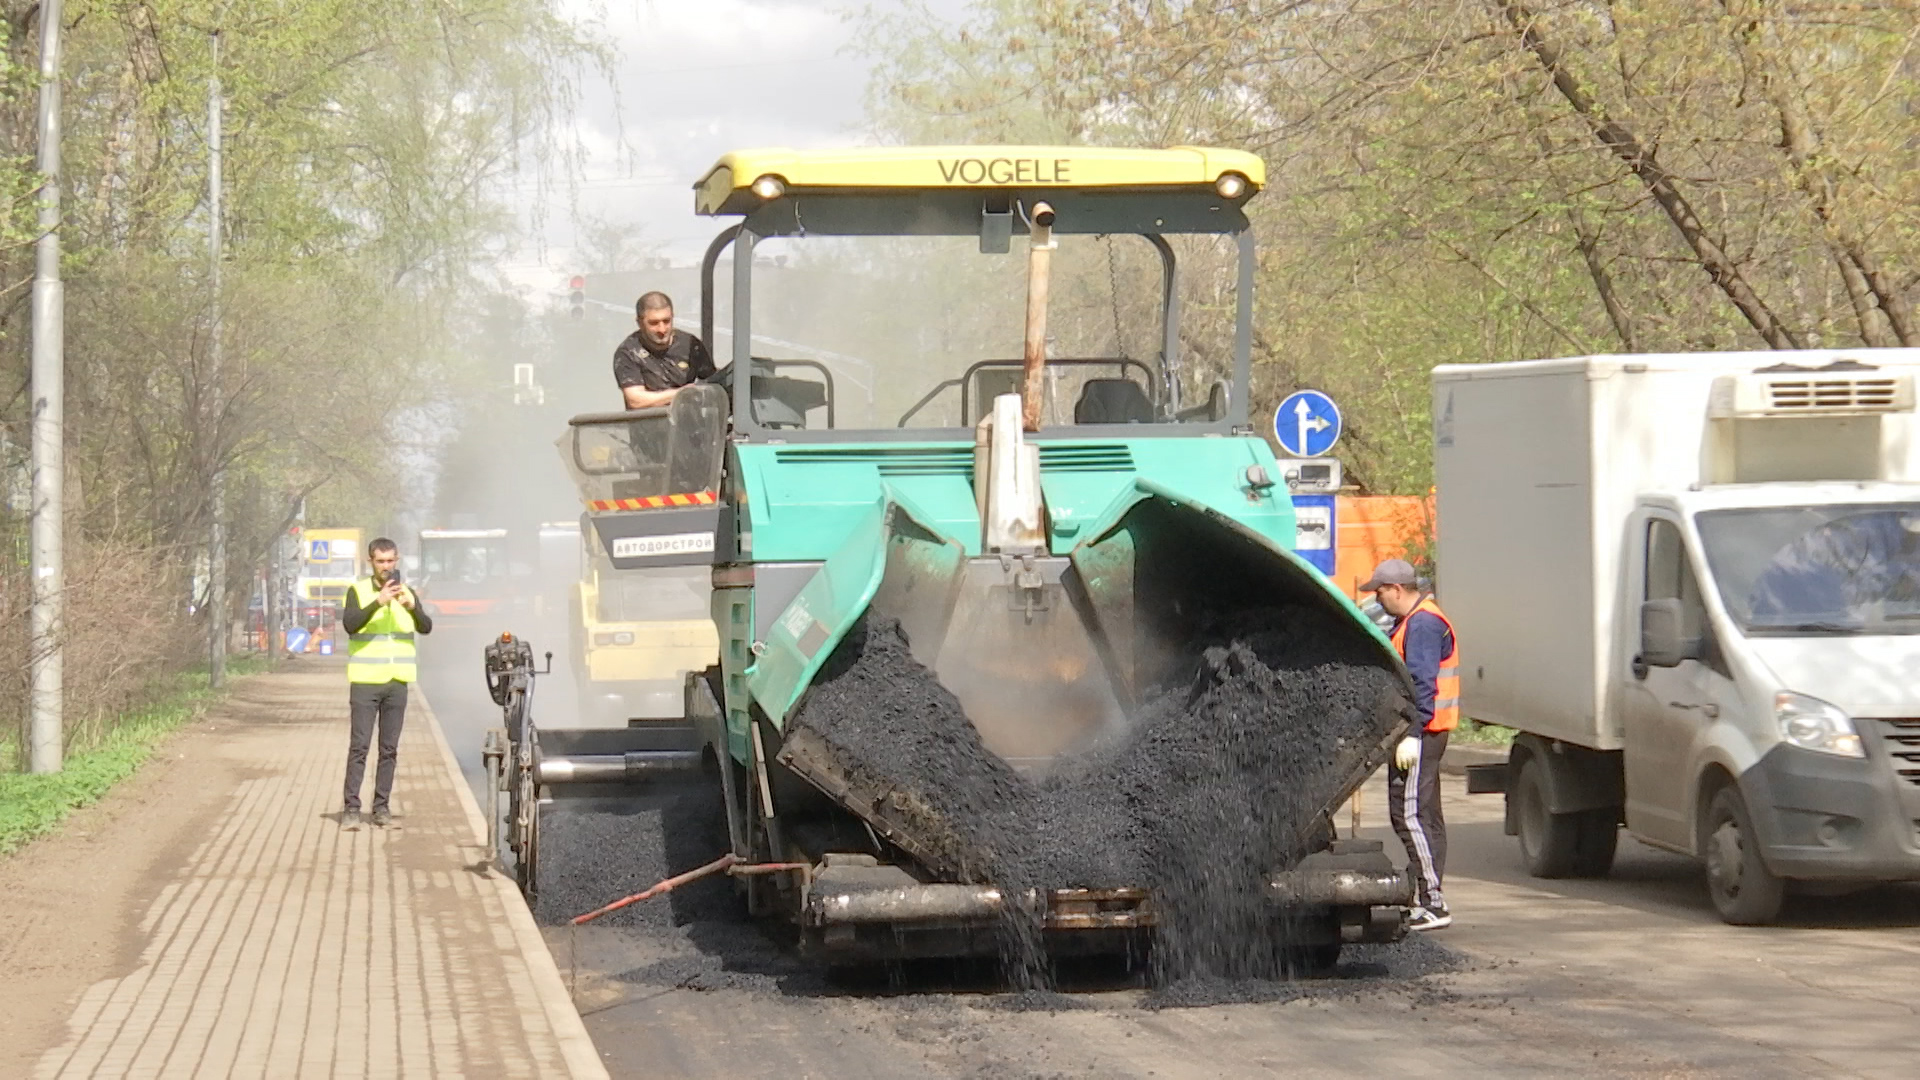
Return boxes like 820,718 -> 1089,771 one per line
1361,558 -> 1459,931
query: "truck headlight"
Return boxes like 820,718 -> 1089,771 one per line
1775,692 -> 1864,758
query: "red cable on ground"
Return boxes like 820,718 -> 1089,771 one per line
570,854 -> 739,925
728,861 -> 809,876
568,856 -> 814,926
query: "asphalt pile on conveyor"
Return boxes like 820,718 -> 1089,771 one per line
789,611 -> 1410,988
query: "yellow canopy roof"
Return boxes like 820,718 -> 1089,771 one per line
695,145 -> 1265,215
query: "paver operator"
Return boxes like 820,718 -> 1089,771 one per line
340,537 -> 433,830
1362,557 -> 1458,931
614,291 -> 715,409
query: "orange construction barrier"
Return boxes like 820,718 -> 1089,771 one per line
1333,494 -> 1434,599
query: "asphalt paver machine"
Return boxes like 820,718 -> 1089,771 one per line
510,146 -> 1420,959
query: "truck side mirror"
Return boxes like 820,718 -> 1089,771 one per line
1640,598 -> 1702,668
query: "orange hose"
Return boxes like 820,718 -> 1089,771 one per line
570,854 -> 739,925
728,861 -> 809,876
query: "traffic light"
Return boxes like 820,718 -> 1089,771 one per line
568,275 -> 585,319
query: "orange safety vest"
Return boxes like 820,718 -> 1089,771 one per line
1389,596 -> 1460,733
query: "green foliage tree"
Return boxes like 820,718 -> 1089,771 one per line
857,0 -> 1920,493
0,0 -> 604,760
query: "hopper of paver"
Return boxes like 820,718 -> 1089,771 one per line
736,396 -> 1418,962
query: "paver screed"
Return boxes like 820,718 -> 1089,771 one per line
31,664 -> 607,1080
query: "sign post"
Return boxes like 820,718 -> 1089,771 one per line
1273,391 -> 1344,575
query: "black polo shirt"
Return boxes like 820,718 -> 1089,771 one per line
612,330 -> 715,395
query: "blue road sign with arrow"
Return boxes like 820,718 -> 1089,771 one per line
1274,390 -> 1342,458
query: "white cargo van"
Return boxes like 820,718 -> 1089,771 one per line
1434,351 -> 1920,923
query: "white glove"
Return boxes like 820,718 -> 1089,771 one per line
1394,736 -> 1419,771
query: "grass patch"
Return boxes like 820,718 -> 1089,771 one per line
225,654 -> 270,678
1451,719 -> 1516,747
0,659 -> 264,857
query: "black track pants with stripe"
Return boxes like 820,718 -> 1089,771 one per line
1389,729 -> 1449,910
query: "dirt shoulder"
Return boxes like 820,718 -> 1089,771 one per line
0,684 -> 252,1073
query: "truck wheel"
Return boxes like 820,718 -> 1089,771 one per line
1514,757 -> 1576,877
1514,758 -> 1619,879
1702,786 -> 1784,925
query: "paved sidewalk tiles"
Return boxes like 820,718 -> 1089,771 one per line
31,667 -> 607,1080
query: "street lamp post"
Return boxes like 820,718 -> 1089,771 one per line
207,30 -> 227,688
28,0 -> 67,774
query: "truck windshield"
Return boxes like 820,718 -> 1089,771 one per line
1697,504 -> 1920,636
422,539 -> 508,585
305,557 -> 356,579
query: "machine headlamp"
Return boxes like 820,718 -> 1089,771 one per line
1214,172 -> 1249,200
750,174 -> 787,200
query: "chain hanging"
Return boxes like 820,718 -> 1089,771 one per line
1105,235 -> 1129,360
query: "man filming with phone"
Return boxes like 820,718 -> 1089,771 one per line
340,538 -> 433,830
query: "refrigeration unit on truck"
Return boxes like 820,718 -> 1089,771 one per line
1436,350 -> 1920,924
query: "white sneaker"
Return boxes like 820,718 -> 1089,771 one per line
1408,905 -> 1452,931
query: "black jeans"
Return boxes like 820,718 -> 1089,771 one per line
344,680 -> 409,813
1388,728 -> 1449,910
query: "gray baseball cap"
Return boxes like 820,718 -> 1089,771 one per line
1358,558 -> 1418,593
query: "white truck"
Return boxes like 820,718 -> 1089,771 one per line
1435,350 -> 1920,923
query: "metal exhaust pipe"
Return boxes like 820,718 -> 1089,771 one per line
1020,200 -> 1056,432
810,883 -> 1009,926
537,750 -> 702,784
805,882 -> 1154,929
1266,866 -> 1413,908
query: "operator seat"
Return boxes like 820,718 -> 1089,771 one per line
1073,378 -> 1154,424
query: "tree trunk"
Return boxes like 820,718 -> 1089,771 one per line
1497,0 -> 1805,349
1729,0 -> 1916,346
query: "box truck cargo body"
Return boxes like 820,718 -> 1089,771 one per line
1435,350 -> 1920,924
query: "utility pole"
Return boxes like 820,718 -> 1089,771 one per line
263,536 -> 278,672
265,507 -> 288,673
28,0 -> 67,774
207,30 -> 227,688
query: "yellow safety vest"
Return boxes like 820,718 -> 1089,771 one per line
346,578 -> 418,684
1389,596 -> 1460,733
